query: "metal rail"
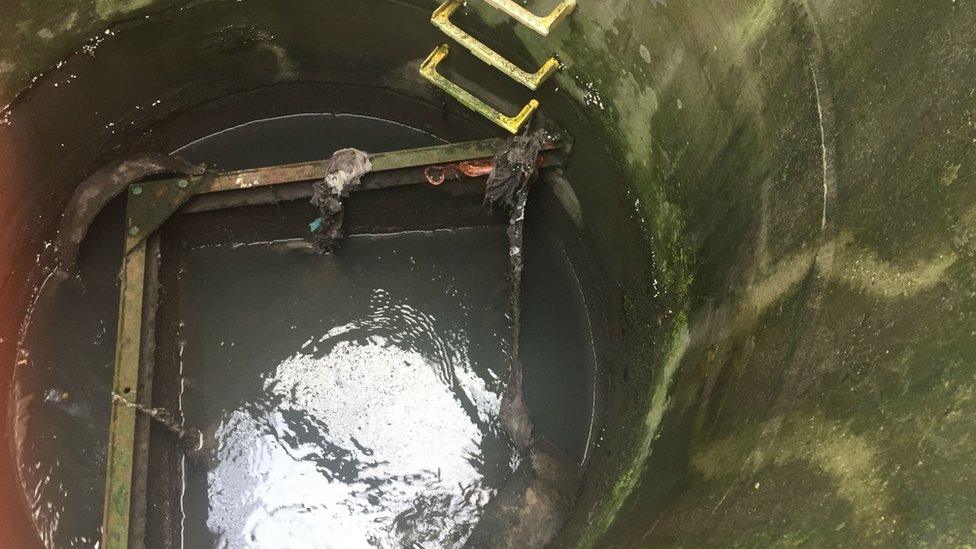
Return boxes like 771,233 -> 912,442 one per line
101,238 -> 147,549
201,137 -> 512,193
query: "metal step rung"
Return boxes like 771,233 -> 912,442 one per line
482,0 -> 577,36
433,0 -> 559,90
420,44 -> 538,134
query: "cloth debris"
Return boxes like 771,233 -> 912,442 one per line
487,129 -> 549,451
310,148 -> 373,253
484,130 -> 547,210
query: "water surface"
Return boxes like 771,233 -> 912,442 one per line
178,231 -> 515,548
11,112 -> 597,549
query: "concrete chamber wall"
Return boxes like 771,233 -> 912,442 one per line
1,0 -> 974,546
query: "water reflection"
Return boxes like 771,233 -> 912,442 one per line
11,199 -> 122,548
180,231 -> 515,548
208,336 -> 499,547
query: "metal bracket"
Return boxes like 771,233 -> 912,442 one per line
125,176 -> 207,253
420,44 -> 539,134
482,0 -> 577,36
432,0 -> 559,90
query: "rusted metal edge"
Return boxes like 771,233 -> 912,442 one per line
127,137 -> 566,247
179,151 -> 567,215
53,154 -> 203,274
199,137 -> 517,193
129,234 -> 161,549
101,235 -> 148,549
126,139 -> 561,251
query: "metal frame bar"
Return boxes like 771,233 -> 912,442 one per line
100,136 -> 567,548
101,237 -> 148,549
420,44 -> 539,134
432,0 -> 559,90
482,0 -> 577,36
201,137 -> 511,194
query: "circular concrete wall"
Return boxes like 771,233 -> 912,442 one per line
1,1 -> 974,546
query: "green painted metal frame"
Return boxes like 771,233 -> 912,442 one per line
100,136 -> 567,548
101,236 -> 147,549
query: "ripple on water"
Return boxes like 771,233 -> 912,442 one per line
209,337 -> 498,547
180,230 -> 515,548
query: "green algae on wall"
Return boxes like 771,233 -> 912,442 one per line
460,0 -> 976,545
95,0 -> 154,20
577,320 -> 691,548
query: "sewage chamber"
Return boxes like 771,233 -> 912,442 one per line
1,0 -> 975,547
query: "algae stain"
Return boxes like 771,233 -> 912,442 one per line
698,228 -> 958,346
260,42 -> 298,80
692,411 -> 893,542
61,11 -> 80,32
941,163 -> 961,187
570,0 -> 628,51
645,324 -> 691,440
639,45 -> 652,64
689,250 -> 816,346
779,417 -> 892,535
613,74 -> 659,168
831,232 -> 958,298
743,252 -> 816,317
95,0 -> 152,20
952,203 -> 976,257
579,322 -> 691,548
735,0 -> 782,48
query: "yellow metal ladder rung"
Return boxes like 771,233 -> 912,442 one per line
482,0 -> 577,37
420,44 -> 539,134
433,0 -> 559,91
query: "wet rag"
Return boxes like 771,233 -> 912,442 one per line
486,129 -> 549,451
310,148 -> 373,253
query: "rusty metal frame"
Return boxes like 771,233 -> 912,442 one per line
100,136 -> 567,548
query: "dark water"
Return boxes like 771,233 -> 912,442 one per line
521,218 -> 596,465
11,197 -> 124,548
178,231 -> 515,547
12,113 -> 596,548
